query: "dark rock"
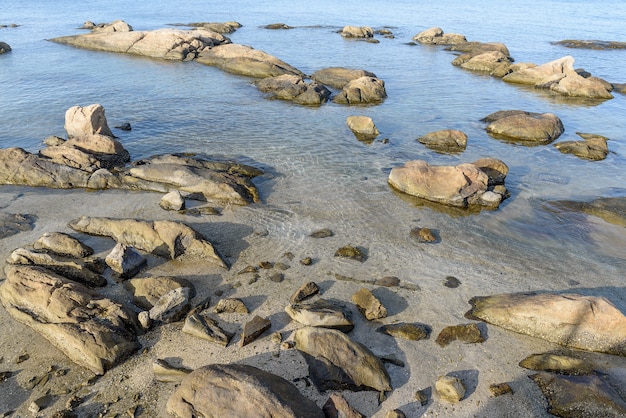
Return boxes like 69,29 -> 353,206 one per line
114,122 -> 132,131
182,313 -> 232,346
290,281 -> 320,303
489,382 -> 513,397
263,23 -> 293,30
240,315 -> 271,346
415,388 -> 429,406
377,323 -> 431,341
552,196 -> 626,227
435,323 -> 485,347
0,42 -> 11,54
552,39 -> 626,50
444,276 -> 461,288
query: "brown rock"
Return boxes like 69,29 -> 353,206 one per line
240,315 -> 271,346
435,376 -> 466,403
33,232 -> 94,258
489,382 -> 513,397
285,298 -> 354,332
352,288 -> 387,320
417,129 -> 467,151
333,76 -> 387,105
214,298 -> 249,314
483,110 -> 564,144
125,276 -> 192,310
289,281 -> 320,304
376,323 -> 431,341
435,323 -> 485,347
311,68 -> 377,89
413,27 -> 467,45
323,394 -> 364,418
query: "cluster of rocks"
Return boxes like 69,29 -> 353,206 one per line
49,20 -> 387,107
0,104 -> 263,205
413,27 -> 617,100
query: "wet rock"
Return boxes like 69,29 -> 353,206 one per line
33,232 -> 93,258
417,129 -> 467,152
334,245 -> 367,262
7,247 -> 106,287
466,292 -> 626,356
285,298 -> 354,332
435,323 -> 485,347
289,281 -> 320,303
311,68 -> 377,89
489,382 -> 513,397
472,157 -> 509,186
340,26 -> 374,38
409,227 -> 437,243
333,76 -> 387,105
68,217 -> 228,268
152,359 -> 192,382
293,326 -> 392,392
309,228 -> 334,238
0,213 -> 36,239
166,363 -> 324,418
553,196 -> 626,227
554,132 -> 609,160
413,27 -> 467,45
0,41 -> 11,54
186,21 -> 241,34
182,313 -> 232,346
197,43 -> 304,78
263,23 -> 293,30
214,297 -> 249,314
482,110 -> 564,144
160,190 -> 185,211
346,116 -> 379,141
148,287 -> 190,324
105,243 -> 147,280
255,74 -> 330,106
125,276 -> 193,310
553,39 -> 626,50
323,393 -> 365,418
444,276 -> 461,288
240,315 -> 271,346
530,371 -> 626,417
352,288 -> 387,320
435,375 -> 466,403
376,323 -> 431,341
519,353 -> 594,375
0,265 -> 139,375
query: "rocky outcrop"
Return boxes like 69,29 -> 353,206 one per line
311,68 -> 377,89
33,231 -> 94,258
68,217 -> 228,268
254,74 -> 331,105
417,129 -> 467,152
0,265 -> 139,375
166,363 -> 325,418
467,292 -> 626,356
413,27 -> 467,45
197,43 -> 304,78
554,132 -> 609,160
482,110 -> 564,144
333,76 -> 387,104
184,21 -> 242,34
388,159 -> 509,209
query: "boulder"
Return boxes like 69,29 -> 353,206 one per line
64,103 -> 114,139
346,116 -> 379,141
466,292 -> 626,356
285,298 -> 354,332
340,26 -> 374,38
197,43 -> 304,78
417,129 -> 467,151
333,76 -> 387,104
482,110 -> 564,144
147,287 -> 191,324
554,135 -> 609,160
166,363 -> 324,418
456,51 -> 512,74
0,41 -> 11,54
124,276 -> 193,310
310,67 -> 377,89
33,232 -> 94,258
412,27 -> 467,45
352,288 -> 387,320
160,190 -> 186,211
293,326 -> 392,392
186,21 -> 241,34
105,243 -> 147,279
38,144 -> 103,172
68,216 -> 228,267
50,27 -> 230,60
254,74 -> 331,105
0,265 -> 139,375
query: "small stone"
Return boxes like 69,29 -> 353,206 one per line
375,276 -> 400,287
283,252 -> 295,260
385,409 -> 406,418
269,273 -> 284,282
29,394 -> 55,413
240,315 -> 271,346
435,376 -> 466,403
376,323 -> 431,341
15,353 -> 29,364
214,298 -> 249,314
160,191 -> 185,211
300,257 -> 313,266
0,371 -> 12,382
259,261 -> 274,269
115,123 -> 132,131
352,288 -> 387,320
334,245 -> 367,262
281,341 -> 295,350
274,262 -> 289,270
489,382 -> 514,397
415,388 -> 429,406
238,265 -> 259,274
410,227 -> 437,243
289,281 -> 320,304
444,276 -> 461,288
435,323 -> 485,347
271,332 -> 282,345
248,276 -> 258,284
310,228 -> 334,238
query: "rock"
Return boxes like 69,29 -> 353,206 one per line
105,243 -> 147,280
466,292 -> 626,356
415,389 -> 429,406
160,190 -> 185,211
334,245 -> 367,262
482,110 -> 564,144
50,27 -> 230,60
64,103 -> 114,140
214,297 -> 249,313
39,144 -> 103,172
553,197 -> 626,227
29,394 -> 55,413
115,122 -> 131,131
385,410 -> 406,418
309,228 -> 334,238
448,41 -> 511,59
352,288 -> 387,320
435,323 -> 485,347
472,157 -> 509,186
311,68 -> 377,89
7,247 -> 106,287
612,83 -> 626,94
255,74 -> 330,106
346,116 -> 379,141
375,276 -> 400,287
33,232 -> 94,258
443,276 -> 461,288
92,19 -> 133,33
289,281 -> 320,304
187,21 -> 241,34
0,41 -> 11,54
323,394 -> 365,418
240,315 -> 271,346
68,217 -> 228,268
152,358 -> 192,382
413,27 -> 467,45
435,376 -> 466,403
293,326 -> 392,392
166,363 -> 324,418
554,132 -> 609,160
0,213 -> 36,239
285,298 -> 354,332
376,323 -> 431,341
333,76 -> 387,105
124,276 -> 193,310
182,313 -> 232,346
454,50 -> 512,74
300,257 -> 313,266
417,129 -> 467,152
197,43 -> 304,78
0,265 -> 139,375
553,39 -> 626,50
489,382 -> 513,397
530,371 -> 626,417
409,227 -> 437,243
340,26 -> 374,38
263,23 -> 293,30
519,353 -> 594,375
148,287 -> 191,323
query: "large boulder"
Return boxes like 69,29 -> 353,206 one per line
466,292 -> 626,356
412,27 -> 467,45
0,265 -> 139,375
482,110 -> 564,144
388,159 -> 508,209
254,74 -> 330,106
68,216 -> 228,268
311,67 -> 377,89
166,363 -> 324,418
333,76 -> 387,105
197,43 -> 304,78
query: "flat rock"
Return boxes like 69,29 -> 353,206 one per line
240,315 -> 271,346
554,132 -> 609,160
352,288 -> 387,320
553,39 -> 626,50
435,323 -> 485,347
182,313 -> 232,346
417,129 -> 467,152
166,363 -> 324,418
125,276 -> 193,310
68,216 -> 228,267
466,292 -> 626,356
333,76 -> 387,105
552,197 -> 626,227
33,232 -> 94,258
285,298 -> 354,332
376,323 -> 431,341
153,358 -> 192,383
0,265 -> 139,375
311,68 -> 377,89
293,326 -> 392,392
483,110 -> 564,144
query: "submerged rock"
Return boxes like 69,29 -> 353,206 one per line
334,245 -> 367,262
552,196 -> 626,227
519,353 -> 595,375
482,110 -> 564,144
554,132 -> 609,160
166,363 -> 325,418
340,26 -> 374,39
553,39 -> 626,50
417,129 -> 467,152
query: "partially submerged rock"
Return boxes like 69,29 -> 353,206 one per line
340,26 -> 374,39
333,76 -> 387,105
254,74 -> 331,105
0,265 -> 139,375
554,132 -> 609,160
553,39 -> 626,50
0,41 -> 11,54
467,292 -> 626,356
311,68 -> 377,89
285,298 -> 354,332
552,196 -> 626,227
417,129 -> 467,152
68,216 -> 228,267
482,110 -> 564,144
166,363 -> 325,418
413,27 -> 467,45
346,116 -> 379,141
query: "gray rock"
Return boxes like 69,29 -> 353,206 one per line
160,190 -> 185,211
483,110 -> 564,144
182,313 -> 232,346
285,298 -> 354,332
310,67 -> 377,89
148,287 -> 191,323
352,288 -> 387,320
105,243 -> 147,279
435,375 -> 466,403
33,232 -> 94,258
240,315 -> 271,346
166,363 -> 324,418
333,76 -> 387,105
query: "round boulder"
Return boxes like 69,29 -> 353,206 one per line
482,110 -> 564,144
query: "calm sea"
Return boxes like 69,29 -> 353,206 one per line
1,0 -> 625,287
